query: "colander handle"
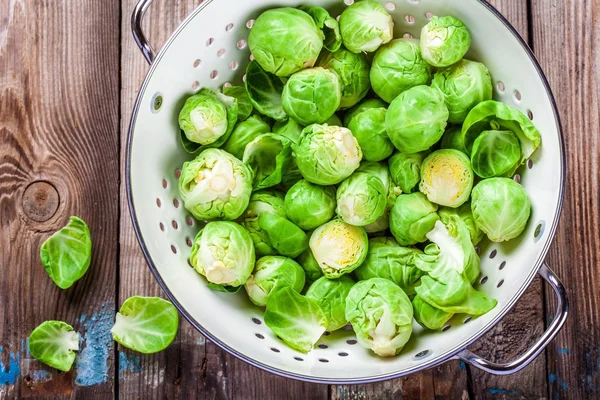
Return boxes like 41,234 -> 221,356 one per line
458,263 -> 568,375
132,0 -> 158,64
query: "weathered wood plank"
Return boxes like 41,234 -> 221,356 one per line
0,0 -> 120,398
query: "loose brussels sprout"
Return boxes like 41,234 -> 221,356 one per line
356,162 -> 400,233
441,125 -> 468,154
282,67 -> 342,125
439,202 -> 484,246
272,118 -> 304,144
284,180 -> 336,230
347,107 -> 394,161
299,6 -> 342,52
296,245 -> 324,283
222,85 -> 253,121
240,191 -> 286,257
29,321 -> 79,371
431,59 -> 493,123
471,178 -> 531,242
336,172 -> 387,226
471,130 -> 521,178
354,237 -> 424,296
389,192 -> 439,246
345,278 -> 413,357
249,8 -> 323,77
178,149 -> 252,221
343,98 -> 387,126
245,61 -> 287,121
339,0 -> 393,53
388,151 -> 428,193
293,124 -> 362,185
326,113 -> 343,126
221,115 -> 270,159
356,161 -> 390,188
412,295 -> 453,330
370,39 -> 432,103
190,221 -> 255,287
111,297 -> 178,354
310,220 -> 368,278
244,256 -> 305,306
305,275 -> 355,331
40,216 -> 91,289
258,213 -> 308,258
317,49 -> 370,109
419,149 -> 474,208
386,85 -> 449,153
243,133 -> 295,190
420,16 -> 471,68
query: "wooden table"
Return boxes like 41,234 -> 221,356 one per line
1,0 -> 598,398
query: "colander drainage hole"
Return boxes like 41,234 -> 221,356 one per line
217,48 -> 226,57
270,347 -> 280,353
480,276 -> 488,285
162,179 -> 168,189
229,61 -> 239,70
343,0 -> 354,5
405,15 -> 415,23
514,90 -> 522,102
319,358 -> 329,363
403,33 -> 413,39
159,222 -> 165,232
464,316 -> 472,324
489,249 -> 497,259
528,159 -> 533,169
170,245 -> 177,254
497,279 -> 505,288
193,59 -> 201,68
294,357 -> 304,362
192,81 -> 200,90
172,220 -> 178,229
173,198 -> 180,208
441,324 -> 451,332
384,2 -> 395,11
175,168 -> 181,179
347,339 -> 357,345
497,81 -> 505,92
226,23 -> 234,32
237,40 -> 247,49
534,221 -> 545,242
252,317 -> 262,325
513,173 -> 521,183
210,70 -> 219,79
156,198 -> 161,208
474,246 -> 480,255
342,324 -> 352,331
246,19 -> 255,29
255,333 -> 264,339
414,350 -> 430,360
151,93 -> 163,113
206,37 -> 214,47
186,216 -> 194,227
527,110 -> 534,120
186,238 -> 193,247
223,82 -> 232,89
499,261 -> 506,270
338,352 -> 348,357
425,11 -> 434,19
318,344 -> 328,349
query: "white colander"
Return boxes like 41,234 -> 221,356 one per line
127,0 -> 568,383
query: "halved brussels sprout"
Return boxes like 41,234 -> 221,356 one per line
284,180 -> 336,230
386,85 -> 449,153
370,39 -> 432,103
389,192 -> 439,246
243,133 -> 295,190
347,107 -> 394,161
441,125 -> 468,154
298,6 -> 342,52
282,67 -> 342,125
412,295 -> 453,330
310,219 -> 368,278
293,124 -> 362,185
345,278 -> 413,357
336,172 -> 387,226
339,0 -> 393,53
221,115 -> 270,160
388,151 -> 428,194
249,8 -> 323,77
178,149 -> 252,221
343,98 -> 387,126
471,177 -> 531,242
240,191 -> 286,257
190,221 -> 255,287
420,16 -> 471,68
29,321 -> 79,371
258,213 -> 308,258
244,256 -> 305,306
245,61 -> 287,121
317,49 -> 370,109
305,275 -> 355,331
222,85 -> 253,121
419,149 -> 474,208
439,202 -> 484,246
471,130 -> 521,178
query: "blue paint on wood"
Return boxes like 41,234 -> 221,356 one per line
118,351 -> 142,380
0,347 -> 21,386
558,348 -> 568,354
548,373 -> 569,390
488,388 -> 520,396
549,373 -> 557,384
32,369 -> 51,383
75,302 -> 114,386
197,337 -> 205,345
459,361 -> 466,370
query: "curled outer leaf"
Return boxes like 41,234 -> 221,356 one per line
245,61 -> 287,122
243,133 -> 296,190
299,6 -> 342,52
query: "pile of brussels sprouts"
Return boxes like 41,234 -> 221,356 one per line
176,0 -> 541,357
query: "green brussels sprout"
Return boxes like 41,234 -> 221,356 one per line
354,237 -> 423,296
419,149 -> 474,208
258,213 -> 308,258
431,59 -> 493,123
29,321 -> 79,371
441,126 -> 468,154
272,118 -> 304,144
343,98 -> 387,126
420,16 -> 471,68
296,246 -> 324,283
249,8 -> 323,77
190,221 -> 255,287
293,124 -> 362,185
386,85 -> 449,153
317,49 -> 370,109
282,67 -> 342,125
310,219 -> 368,278
339,0 -> 393,53
345,278 -> 413,357
471,178 -> 531,242
223,85 -> 253,121
471,130 -> 521,178
439,202 -> 485,246
245,61 -> 287,121
284,180 -> 336,230
336,172 -> 387,226
243,133 -> 295,190
305,275 -> 355,331
178,149 -> 253,221
111,297 -> 178,354
389,192 -> 440,246
347,107 -> 394,161
264,287 -> 328,353
221,115 -> 270,159
370,39 -> 432,103
326,113 -> 343,126
240,190 -> 286,257
244,256 -> 305,306
412,295 -> 453,330
298,6 -> 342,52
40,216 -> 91,289
388,151 -> 428,193
356,161 -> 400,233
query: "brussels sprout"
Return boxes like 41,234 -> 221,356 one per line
412,295 -> 453,330
190,221 -> 255,287
221,115 -> 270,159
178,149 -> 252,221
471,178 -> 531,242
345,278 -> 413,357
370,39 -> 432,103
282,67 -> 342,125
244,256 -> 305,306
356,162 -> 400,233
310,220 -> 368,278
343,98 -> 387,126
40,216 -> 91,289
258,213 -> 308,258
471,130 -> 521,178
111,297 -> 178,354
296,246 -> 324,283
272,118 -> 304,144
240,191 -> 286,256
264,287 -> 328,353
298,6 -> 342,52
243,133 -> 295,190
439,202 -> 484,246
347,107 -> 394,161
306,275 -> 355,331
431,59 -> 493,123
386,85 -> 449,153
354,237 -> 424,296
249,8 -> 323,77
223,85 -> 253,121
245,61 -> 287,121
388,151 -> 427,193
420,16 -> 471,68
389,192 -> 439,246
29,321 -> 79,371
339,0 -> 393,53
326,113 -> 343,126
293,124 -> 362,185
284,180 -> 336,230
336,172 -> 387,226
419,149 -> 474,208
441,125 -> 468,154
317,49 -> 370,109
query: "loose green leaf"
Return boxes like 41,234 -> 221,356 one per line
29,321 -> 79,371
245,61 -> 287,121
243,133 -> 295,190
298,6 -> 342,52
223,85 -> 253,121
